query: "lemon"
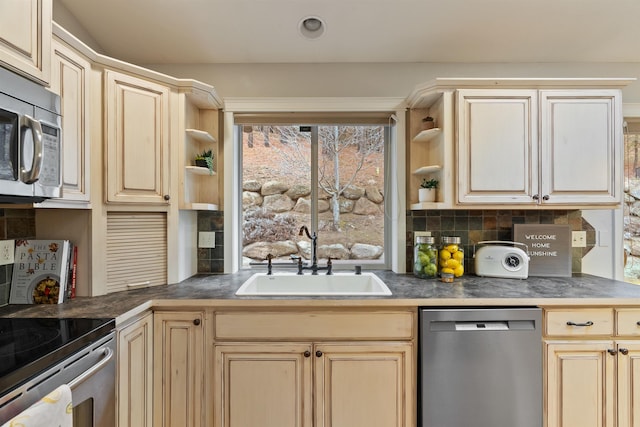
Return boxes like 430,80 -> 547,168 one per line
446,259 -> 460,269
440,259 -> 449,268
453,251 -> 464,261
445,244 -> 459,253
453,265 -> 464,277
439,250 -> 451,261
441,267 -> 454,274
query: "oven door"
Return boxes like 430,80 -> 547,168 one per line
0,332 -> 116,427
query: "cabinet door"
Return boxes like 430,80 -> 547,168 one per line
47,38 -> 91,203
213,343 -> 313,427
0,0 -> 51,85
546,341 -> 615,427
154,312 -> 204,427
105,70 -> 170,204
118,313 -> 153,427
456,89 -> 538,204
617,341 -> 640,427
540,90 -> 621,205
314,342 -> 413,427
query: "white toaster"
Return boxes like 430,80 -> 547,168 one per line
474,241 -> 530,279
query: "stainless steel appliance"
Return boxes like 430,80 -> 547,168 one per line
419,307 -> 542,427
0,318 -> 116,426
0,66 -> 62,203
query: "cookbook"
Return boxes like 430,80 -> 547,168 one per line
9,240 -> 71,304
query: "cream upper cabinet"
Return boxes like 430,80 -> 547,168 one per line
43,37 -> 91,205
118,312 -> 153,427
456,89 -> 538,205
213,309 -> 415,427
457,88 -> 622,207
539,90 -> 620,205
105,70 -> 171,205
0,0 -> 51,85
154,311 -> 205,427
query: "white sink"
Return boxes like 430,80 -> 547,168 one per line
235,272 -> 392,296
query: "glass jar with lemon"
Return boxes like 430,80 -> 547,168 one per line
438,236 -> 464,280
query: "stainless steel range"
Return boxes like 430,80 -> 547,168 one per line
0,318 -> 116,426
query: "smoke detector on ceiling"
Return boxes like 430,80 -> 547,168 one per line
299,16 -> 326,40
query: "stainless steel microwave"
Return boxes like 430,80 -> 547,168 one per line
0,67 -> 61,203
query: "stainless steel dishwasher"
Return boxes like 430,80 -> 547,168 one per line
419,307 -> 542,427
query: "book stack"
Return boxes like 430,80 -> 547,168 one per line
9,240 -> 78,304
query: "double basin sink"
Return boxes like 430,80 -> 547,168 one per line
235,272 -> 391,296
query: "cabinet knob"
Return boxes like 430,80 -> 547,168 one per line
193,318 -> 201,326
532,194 -> 540,201
608,348 -> 617,355
636,321 -> 640,326
304,350 -> 311,358
620,348 -> 629,356
164,194 -> 170,201
542,195 -> 550,201
315,350 -> 323,357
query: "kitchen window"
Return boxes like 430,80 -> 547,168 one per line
624,118 -> 640,283
236,116 -> 392,270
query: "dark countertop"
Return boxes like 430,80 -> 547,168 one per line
2,270 -> 640,323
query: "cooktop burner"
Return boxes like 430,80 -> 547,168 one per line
0,318 -> 115,397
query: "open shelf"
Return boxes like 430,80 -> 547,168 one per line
412,165 -> 442,175
187,202 -> 219,211
412,128 -> 441,143
186,128 -> 216,144
186,165 -> 217,176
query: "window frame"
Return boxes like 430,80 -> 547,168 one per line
222,97 -> 407,274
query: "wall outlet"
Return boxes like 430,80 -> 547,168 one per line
198,231 -> 216,248
0,240 -> 14,265
571,231 -> 587,248
414,231 -> 431,244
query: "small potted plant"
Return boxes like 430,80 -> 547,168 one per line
194,149 -> 214,174
422,116 -> 435,131
419,178 -> 438,202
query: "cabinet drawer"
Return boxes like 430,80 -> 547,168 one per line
214,310 -> 414,340
545,309 -> 614,337
616,309 -> 640,336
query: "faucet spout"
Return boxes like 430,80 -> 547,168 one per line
299,225 -> 318,273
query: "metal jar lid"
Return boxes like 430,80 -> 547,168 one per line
416,236 -> 434,244
441,236 -> 461,244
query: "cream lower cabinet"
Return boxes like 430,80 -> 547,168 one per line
213,309 -> 415,427
544,308 -> 640,427
117,312 -> 153,427
154,311 -> 205,427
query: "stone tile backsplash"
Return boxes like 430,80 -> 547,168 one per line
197,211 -> 225,273
406,209 -> 593,275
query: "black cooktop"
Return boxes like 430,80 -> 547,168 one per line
0,318 -> 115,396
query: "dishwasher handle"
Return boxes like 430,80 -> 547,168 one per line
429,319 -> 538,332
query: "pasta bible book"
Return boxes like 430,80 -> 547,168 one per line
9,240 -> 71,304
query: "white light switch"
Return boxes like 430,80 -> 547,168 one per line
198,232 -> 216,248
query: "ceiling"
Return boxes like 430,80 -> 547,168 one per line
56,0 -> 640,65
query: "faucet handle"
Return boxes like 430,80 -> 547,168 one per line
326,257 -> 333,275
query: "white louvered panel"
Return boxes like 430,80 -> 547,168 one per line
106,212 -> 167,294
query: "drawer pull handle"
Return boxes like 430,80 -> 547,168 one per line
620,348 -> 629,356
566,321 -> 594,327
608,348 -> 617,355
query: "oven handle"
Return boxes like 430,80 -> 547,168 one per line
68,347 -> 114,391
